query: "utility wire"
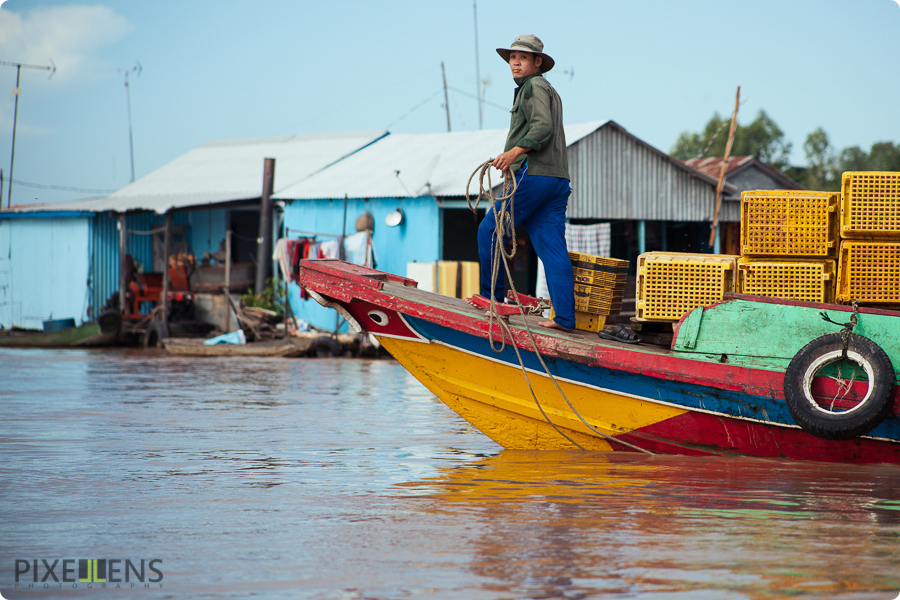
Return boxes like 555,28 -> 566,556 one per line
385,89 -> 442,129
291,66 -> 438,131
449,86 -> 508,111
10,178 -> 116,194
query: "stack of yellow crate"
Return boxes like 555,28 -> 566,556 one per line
837,172 -> 900,306
564,252 -> 629,332
736,190 -> 840,303
635,252 -> 739,322
632,172 -> 899,321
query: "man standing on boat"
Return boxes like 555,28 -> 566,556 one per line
474,34 -> 575,331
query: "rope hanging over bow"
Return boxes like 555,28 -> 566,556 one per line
464,160 -> 653,455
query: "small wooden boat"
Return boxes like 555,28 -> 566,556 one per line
296,259 -> 900,464
0,314 -> 119,348
162,336 -> 314,357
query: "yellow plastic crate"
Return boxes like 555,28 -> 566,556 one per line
573,283 -> 624,314
574,311 -> 607,332
740,190 -> 839,258
737,258 -> 835,303
573,267 -> 628,286
550,308 -> 608,333
636,252 -> 737,321
574,298 -> 623,315
568,252 -> 629,269
574,269 -> 626,289
574,282 -> 623,300
837,240 -> 900,304
840,171 -> 900,239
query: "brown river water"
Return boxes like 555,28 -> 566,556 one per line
1,348 -> 899,599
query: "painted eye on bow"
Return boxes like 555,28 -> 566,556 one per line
367,310 -> 389,326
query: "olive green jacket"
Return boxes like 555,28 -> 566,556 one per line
505,73 -> 569,180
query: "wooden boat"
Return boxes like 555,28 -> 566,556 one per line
0,318 -> 119,348
162,336 -> 314,357
296,259 -> 900,464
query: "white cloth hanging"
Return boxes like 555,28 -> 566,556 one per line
536,223 -> 612,317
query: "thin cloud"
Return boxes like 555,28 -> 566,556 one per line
0,4 -> 132,81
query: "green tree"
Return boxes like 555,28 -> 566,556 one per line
674,112 -> 899,190
867,142 -> 900,171
671,110 -> 792,170
733,111 -> 792,169
837,146 -> 869,172
671,112 -> 728,160
796,138 -> 900,189
802,127 -> 839,191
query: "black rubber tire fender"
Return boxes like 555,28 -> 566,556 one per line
142,319 -> 170,349
783,333 -> 895,440
309,335 -> 341,358
96,308 -> 122,335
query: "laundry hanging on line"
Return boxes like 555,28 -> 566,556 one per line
274,233 -> 378,299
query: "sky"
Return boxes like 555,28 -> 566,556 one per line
0,0 -> 897,206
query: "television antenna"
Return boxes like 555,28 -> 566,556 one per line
0,59 -> 55,209
98,60 -> 142,183
473,0 -> 483,129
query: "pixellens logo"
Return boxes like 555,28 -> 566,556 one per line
10,559 -> 162,591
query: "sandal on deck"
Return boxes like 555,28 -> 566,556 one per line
598,324 -> 642,344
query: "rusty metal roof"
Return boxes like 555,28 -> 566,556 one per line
682,155 -> 804,190
682,156 -> 756,179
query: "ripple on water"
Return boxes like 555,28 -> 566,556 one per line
1,349 -> 900,599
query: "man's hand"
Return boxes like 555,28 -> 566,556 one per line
492,146 -> 528,172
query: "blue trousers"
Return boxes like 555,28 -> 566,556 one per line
478,164 -> 575,329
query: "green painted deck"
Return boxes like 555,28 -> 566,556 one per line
672,297 -> 900,375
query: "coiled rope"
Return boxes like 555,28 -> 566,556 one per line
465,160 -> 653,454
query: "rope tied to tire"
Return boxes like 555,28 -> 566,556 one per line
819,299 -> 860,360
786,300 -> 895,440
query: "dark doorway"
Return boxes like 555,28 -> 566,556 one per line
665,222 -> 713,254
442,208 -> 484,262
229,210 -> 260,265
442,207 -> 536,297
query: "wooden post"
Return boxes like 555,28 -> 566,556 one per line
441,61 -> 451,132
709,86 -> 740,249
254,157 -> 275,295
335,194 -> 349,334
223,230 -> 232,333
161,211 -> 171,324
118,213 -> 127,314
340,194 -> 348,260
638,220 -> 647,255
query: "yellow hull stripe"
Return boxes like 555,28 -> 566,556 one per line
378,336 -> 687,450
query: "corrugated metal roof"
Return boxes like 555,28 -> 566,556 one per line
274,121 -> 608,200
567,121 -> 739,222
682,155 -> 804,191
683,156 -> 755,178
11,130 -> 387,214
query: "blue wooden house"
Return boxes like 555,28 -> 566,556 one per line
2,120 -> 740,335
0,131 -> 386,330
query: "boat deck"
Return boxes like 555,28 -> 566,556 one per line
380,281 -> 675,356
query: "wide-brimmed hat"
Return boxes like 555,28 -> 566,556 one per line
496,34 -> 555,73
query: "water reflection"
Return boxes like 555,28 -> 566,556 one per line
400,451 -> 900,598
2,349 -> 900,599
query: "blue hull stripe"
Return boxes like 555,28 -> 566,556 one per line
404,315 -> 900,440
